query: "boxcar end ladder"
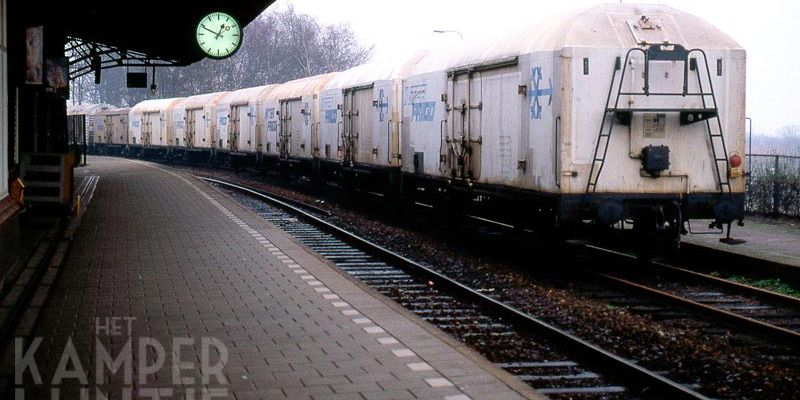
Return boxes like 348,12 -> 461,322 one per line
585,44 -> 731,196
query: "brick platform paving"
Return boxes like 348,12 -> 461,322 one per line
12,156 -> 537,400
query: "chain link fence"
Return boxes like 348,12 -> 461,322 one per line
746,154 -> 800,217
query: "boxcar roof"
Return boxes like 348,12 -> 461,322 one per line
130,98 -> 185,114
67,103 -> 112,116
216,85 -> 277,107
172,92 -> 230,110
266,73 -> 338,101
95,107 -> 131,116
407,3 -> 743,76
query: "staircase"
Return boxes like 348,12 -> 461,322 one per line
20,153 -> 75,208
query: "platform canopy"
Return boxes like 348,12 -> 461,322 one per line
19,1 -> 274,67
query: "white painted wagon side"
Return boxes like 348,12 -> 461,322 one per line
106,108 -> 130,146
265,74 -> 337,160
171,92 -> 228,150
215,85 -> 276,154
525,50 -> 561,192
95,107 -> 130,145
93,107 -> 113,144
401,70 -> 449,176
67,103 -> 110,147
129,98 -> 183,147
170,108 -> 185,148
258,92 -> 280,158
317,86 -> 344,161
319,57 -> 422,168
401,41 -> 531,188
319,63 -> 394,167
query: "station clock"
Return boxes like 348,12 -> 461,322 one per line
196,12 -> 242,59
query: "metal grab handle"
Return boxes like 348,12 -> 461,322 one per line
314,121 -> 321,156
555,115 -> 561,188
397,120 -> 404,164
439,120 -> 448,172
336,121 -> 343,150
387,119 -> 392,163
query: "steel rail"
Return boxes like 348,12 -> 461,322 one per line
199,176 -> 709,400
197,175 -> 333,217
650,259 -> 800,310
579,244 -> 800,348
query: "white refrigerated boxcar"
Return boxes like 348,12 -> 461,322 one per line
318,62 -> 401,169
171,92 -> 229,162
215,85 -> 278,166
398,3 -> 745,242
129,98 -> 184,157
261,73 -> 337,172
67,103 -> 111,152
94,107 -> 130,155
317,54 -> 428,185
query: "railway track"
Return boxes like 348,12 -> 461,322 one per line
578,245 -> 800,350
202,176 -> 710,400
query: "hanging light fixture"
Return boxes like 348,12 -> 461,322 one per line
150,65 -> 157,95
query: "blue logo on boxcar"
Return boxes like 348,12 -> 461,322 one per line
528,66 -> 552,120
377,89 -> 388,122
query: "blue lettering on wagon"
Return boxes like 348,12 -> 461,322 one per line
320,94 -> 338,123
324,109 -> 338,123
405,83 -> 427,106
411,101 -> 435,122
265,107 -> 277,132
528,66 -> 552,120
405,82 -> 435,122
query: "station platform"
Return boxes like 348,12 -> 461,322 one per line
684,216 -> 800,268
6,156 -> 538,400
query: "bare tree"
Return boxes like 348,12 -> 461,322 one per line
777,125 -> 800,156
69,5 -> 372,106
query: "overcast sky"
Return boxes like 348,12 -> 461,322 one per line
265,0 -> 798,135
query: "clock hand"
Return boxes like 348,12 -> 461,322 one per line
201,25 -> 220,39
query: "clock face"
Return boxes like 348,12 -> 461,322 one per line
196,12 -> 242,59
